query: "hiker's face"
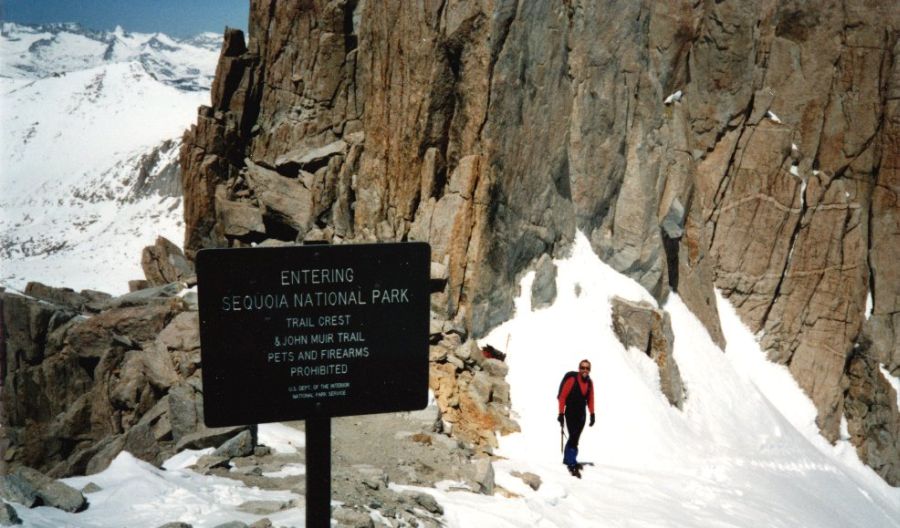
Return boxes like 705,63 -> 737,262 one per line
579,363 -> 591,378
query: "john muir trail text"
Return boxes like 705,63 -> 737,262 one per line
196,243 -> 430,426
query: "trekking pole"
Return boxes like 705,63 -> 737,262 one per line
560,418 -> 565,453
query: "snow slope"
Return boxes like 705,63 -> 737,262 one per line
445,232 -> 900,528
14,426 -> 307,527
0,23 -> 218,294
10,232 -> 900,527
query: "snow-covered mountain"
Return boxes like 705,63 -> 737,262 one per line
0,22 -> 219,294
0,22 -> 218,91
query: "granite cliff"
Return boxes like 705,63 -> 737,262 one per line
178,0 -> 899,483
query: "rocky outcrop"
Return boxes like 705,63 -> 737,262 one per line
0,466 -> 87,513
0,280 -> 238,478
180,0 -> 900,483
843,336 -> 900,485
610,297 -> 685,408
429,333 -> 518,451
129,139 -> 182,201
530,255 -> 558,311
141,236 -> 195,287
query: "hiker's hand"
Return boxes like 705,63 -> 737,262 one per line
589,414 -> 595,427
557,414 -> 564,426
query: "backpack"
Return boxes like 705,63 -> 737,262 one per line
557,371 -> 579,398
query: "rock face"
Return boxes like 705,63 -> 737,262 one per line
180,1 -> 900,483
0,280 -> 230,477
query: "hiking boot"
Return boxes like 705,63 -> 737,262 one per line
568,465 -> 582,479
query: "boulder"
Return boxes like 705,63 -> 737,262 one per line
0,475 -> 37,509
141,237 -> 194,286
4,350 -> 93,445
215,187 -> 266,237
401,491 -> 443,515
139,342 -> 180,390
482,358 -> 509,378
176,426 -> 249,452
81,483 -> 102,494
610,297 -> 685,408
0,502 -> 21,526
158,312 -> 201,351
23,283 -> 111,312
660,198 -> 685,239
235,500 -> 290,515
193,455 -> 230,471
83,436 -> 127,476
332,506 -> 373,528
6,466 -> 86,513
100,283 -> 184,310
31,479 -> 87,513
467,457 -> 494,495
355,465 -> 389,491
244,159 -> 315,233
167,381 -> 203,443
213,430 -> 256,459
428,344 -> 449,362
511,471 -> 541,491
275,139 -> 348,172
122,422 -> 170,468
129,280 -> 151,292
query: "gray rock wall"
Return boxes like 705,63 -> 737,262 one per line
180,0 -> 900,484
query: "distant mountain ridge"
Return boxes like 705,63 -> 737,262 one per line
0,22 -> 220,294
1,22 -> 219,91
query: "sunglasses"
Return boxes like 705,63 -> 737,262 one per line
579,365 -> 591,371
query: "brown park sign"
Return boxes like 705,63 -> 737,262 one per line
196,242 -> 430,426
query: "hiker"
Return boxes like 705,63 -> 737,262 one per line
557,359 -> 595,478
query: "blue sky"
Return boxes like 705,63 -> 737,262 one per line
2,0 -> 249,38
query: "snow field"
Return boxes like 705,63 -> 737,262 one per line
13,426 -> 310,527
1,24 -> 213,294
2,62 -> 205,195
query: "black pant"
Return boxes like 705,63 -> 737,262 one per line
563,410 -> 585,466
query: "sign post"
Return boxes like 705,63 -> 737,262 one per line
196,242 -> 430,527
306,415 -> 330,528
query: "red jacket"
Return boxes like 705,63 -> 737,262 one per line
558,375 -> 594,414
